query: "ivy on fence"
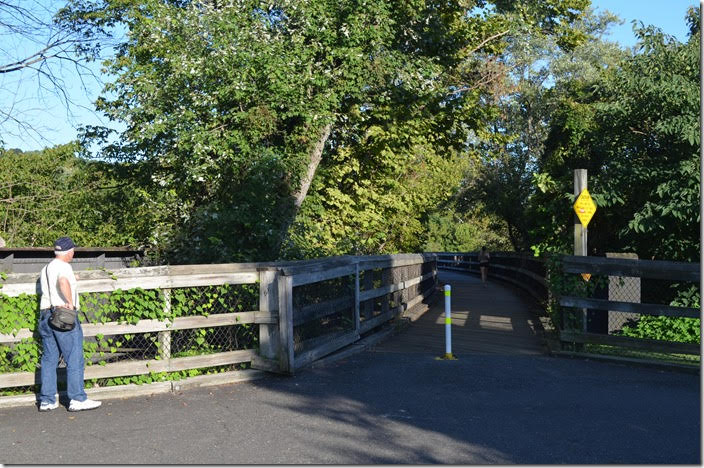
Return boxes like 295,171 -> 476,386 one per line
0,278 -> 259,396
543,254 -> 700,345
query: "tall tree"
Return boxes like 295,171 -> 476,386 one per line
59,0 -> 591,262
456,6 -> 623,251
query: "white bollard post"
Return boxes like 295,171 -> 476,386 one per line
443,284 -> 455,359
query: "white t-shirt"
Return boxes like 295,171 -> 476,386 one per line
39,258 -> 79,310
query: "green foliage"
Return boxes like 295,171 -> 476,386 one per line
460,7 -> 624,252
618,284 -> 700,344
619,316 -> 700,344
0,293 -> 41,374
538,23 -> 700,261
0,143 -> 156,249
52,0 -> 592,263
423,208 -> 511,252
542,254 -> 607,331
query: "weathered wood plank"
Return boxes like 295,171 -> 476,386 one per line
561,255 -> 700,282
253,311 -> 278,324
559,296 -> 699,318
290,264 -> 357,287
559,330 -> 700,355
294,330 -> 359,369
490,264 -> 548,287
258,269 -> 280,362
357,256 -> 434,270
0,271 -> 259,297
405,285 -> 435,311
0,311 -> 260,344
359,306 -> 402,334
359,281 -> 404,302
354,264 -> 360,334
250,355 -> 281,373
0,350 -> 256,388
277,275 -> 295,374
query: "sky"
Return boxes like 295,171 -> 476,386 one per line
590,0 -> 695,47
0,0 -> 699,152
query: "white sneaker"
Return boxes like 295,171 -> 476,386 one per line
39,401 -> 59,412
68,398 -> 102,412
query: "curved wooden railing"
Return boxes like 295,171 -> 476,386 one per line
435,251 -> 700,360
434,251 -> 548,303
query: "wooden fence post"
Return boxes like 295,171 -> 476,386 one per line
574,168 -> 588,334
354,263 -> 360,334
158,288 -> 171,360
277,273 -> 295,374
381,267 -> 391,316
362,267 -> 374,320
258,269 -> 279,360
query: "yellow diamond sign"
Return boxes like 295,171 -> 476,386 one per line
573,188 -> 597,228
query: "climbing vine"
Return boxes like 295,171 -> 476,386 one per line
0,280 -> 258,396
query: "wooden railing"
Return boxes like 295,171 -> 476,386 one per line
558,255 -> 700,356
0,254 -> 437,399
435,251 -> 700,358
434,251 -> 548,303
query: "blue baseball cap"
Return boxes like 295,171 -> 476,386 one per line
54,236 -> 76,254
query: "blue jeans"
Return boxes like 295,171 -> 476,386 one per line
38,308 -> 87,404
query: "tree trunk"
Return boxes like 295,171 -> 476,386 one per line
275,123 -> 332,256
292,123 -> 332,210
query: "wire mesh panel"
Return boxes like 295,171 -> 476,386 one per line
285,256 -> 438,370
291,274 -> 356,354
558,260 -> 700,365
0,280 -> 260,397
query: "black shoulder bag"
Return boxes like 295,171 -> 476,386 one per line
45,267 -> 78,331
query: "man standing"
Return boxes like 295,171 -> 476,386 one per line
37,236 -> 101,412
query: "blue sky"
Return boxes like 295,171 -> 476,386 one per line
1,0 -> 699,152
591,0 -> 696,46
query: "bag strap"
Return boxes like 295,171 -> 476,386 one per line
44,265 -> 54,309
44,263 -> 85,320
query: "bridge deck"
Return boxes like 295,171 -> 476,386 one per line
375,270 -> 545,356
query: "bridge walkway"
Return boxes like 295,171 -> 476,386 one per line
375,270 -> 546,356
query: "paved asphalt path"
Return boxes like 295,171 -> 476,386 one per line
1,350 -> 700,464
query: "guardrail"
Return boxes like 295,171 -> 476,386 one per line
434,251 -> 547,303
558,255 -> 700,356
0,254 -> 437,402
434,251 -> 700,361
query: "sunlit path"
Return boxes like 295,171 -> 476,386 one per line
375,270 -> 545,356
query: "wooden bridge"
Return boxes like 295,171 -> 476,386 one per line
0,251 -> 699,407
374,269 -> 544,356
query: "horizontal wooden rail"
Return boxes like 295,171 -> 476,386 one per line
561,255 -> 700,282
0,349 -> 255,388
294,297 -> 354,326
360,306 -> 401,334
559,296 -> 699,319
559,330 -> 700,355
436,255 -> 548,302
294,331 -> 360,369
0,311 -> 272,344
437,251 -> 701,360
1,253 -> 439,389
0,266 -> 259,297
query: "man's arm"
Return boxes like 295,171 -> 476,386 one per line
58,277 -> 74,309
